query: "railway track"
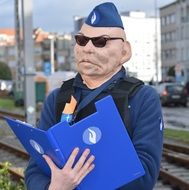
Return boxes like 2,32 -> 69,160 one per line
157,143 -> 189,190
0,110 -> 25,121
0,141 -> 29,180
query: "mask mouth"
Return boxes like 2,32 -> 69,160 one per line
81,59 -> 92,63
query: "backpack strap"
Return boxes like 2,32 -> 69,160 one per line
112,77 -> 144,138
55,78 -> 74,123
121,77 -> 144,97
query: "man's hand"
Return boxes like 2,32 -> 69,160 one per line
43,148 -> 95,190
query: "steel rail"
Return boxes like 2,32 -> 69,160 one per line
0,110 -> 25,121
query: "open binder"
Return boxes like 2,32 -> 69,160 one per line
5,95 -> 145,190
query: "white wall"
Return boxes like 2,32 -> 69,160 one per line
121,13 -> 162,82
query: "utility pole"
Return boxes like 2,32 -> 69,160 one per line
154,0 -> 159,84
50,36 -> 55,74
15,0 -> 24,105
21,0 -> 36,125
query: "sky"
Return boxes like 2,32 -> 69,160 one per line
0,0 -> 175,33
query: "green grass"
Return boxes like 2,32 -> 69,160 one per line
0,162 -> 24,190
0,98 -> 23,112
164,128 -> 189,144
0,98 -> 14,109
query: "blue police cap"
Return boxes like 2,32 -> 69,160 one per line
85,2 -> 124,29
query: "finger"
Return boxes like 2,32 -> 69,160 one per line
73,149 -> 91,172
77,155 -> 95,179
43,154 -> 58,171
64,147 -> 80,169
77,163 -> 95,185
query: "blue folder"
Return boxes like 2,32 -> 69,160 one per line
5,95 -> 145,190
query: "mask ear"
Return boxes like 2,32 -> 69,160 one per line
120,41 -> 132,64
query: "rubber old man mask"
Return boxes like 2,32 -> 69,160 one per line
74,2 -> 132,88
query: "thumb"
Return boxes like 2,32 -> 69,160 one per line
43,154 -> 57,171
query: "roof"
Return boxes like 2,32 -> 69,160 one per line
159,0 -> 177,10
33,28 -> 49,43
0,28 -> 50,46
0,29 -> 15,46
0,29 -> 15,36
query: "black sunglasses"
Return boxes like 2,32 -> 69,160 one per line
74,34 -> 124,48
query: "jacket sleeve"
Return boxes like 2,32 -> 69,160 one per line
119,86 -> 164,190
24,89 -> 59,190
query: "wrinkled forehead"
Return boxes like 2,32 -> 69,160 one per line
80,23 -> 126,39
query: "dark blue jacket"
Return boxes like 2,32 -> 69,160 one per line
25,74 -> 163,190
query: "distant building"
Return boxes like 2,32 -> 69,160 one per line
73,16 -> 85,33
33,28 -> 49,72
160,0 -> 189,83
40,33 -> 72,72
121,11 -> 162,82
0,29 -> 15,46
0,29 -> 17,77
35,71 -> 76,94
0,28 -> 73,78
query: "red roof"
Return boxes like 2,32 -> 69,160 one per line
0,28 -> 50,45
0,28 -> 15,36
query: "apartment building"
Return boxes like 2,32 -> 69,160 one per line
160,0 -> 189,82
0,28 -> 73,77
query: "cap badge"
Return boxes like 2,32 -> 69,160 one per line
91,12 -> 96,24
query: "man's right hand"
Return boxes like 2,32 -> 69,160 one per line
43,148 -> 95,190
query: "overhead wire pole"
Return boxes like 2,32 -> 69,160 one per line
21,0 -> 36,125
154,0 -> 159,84
15,0 -> 24,105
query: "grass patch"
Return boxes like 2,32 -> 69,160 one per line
0,162 -> 24,190
0,98 -> 14,110
164,128 -> 189,144
0,98 -> 23,112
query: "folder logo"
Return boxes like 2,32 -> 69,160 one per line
83,127 -> 102,145
30,139 -> 44,154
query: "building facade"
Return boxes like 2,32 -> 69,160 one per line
0,28 -> 73,78
160,0 -> 189,83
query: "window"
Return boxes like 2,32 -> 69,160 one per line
171,31 -> 176,41
181,26 -> 184,40
161,16 -> 165,26
161,33 -> 165,42
8,47 -> 15,56
170,13 -> 176,23
181,48 -> 184,61
162,14 -> 176,26
166,15 -> 171,25
166,33 -> 171,42
162,49 -> 177,60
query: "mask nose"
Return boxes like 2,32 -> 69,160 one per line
83,39 -> 95,52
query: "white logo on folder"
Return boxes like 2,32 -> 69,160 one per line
88,128 -> 97,144
83,127 -> 102,145
30,139 -> 44,154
